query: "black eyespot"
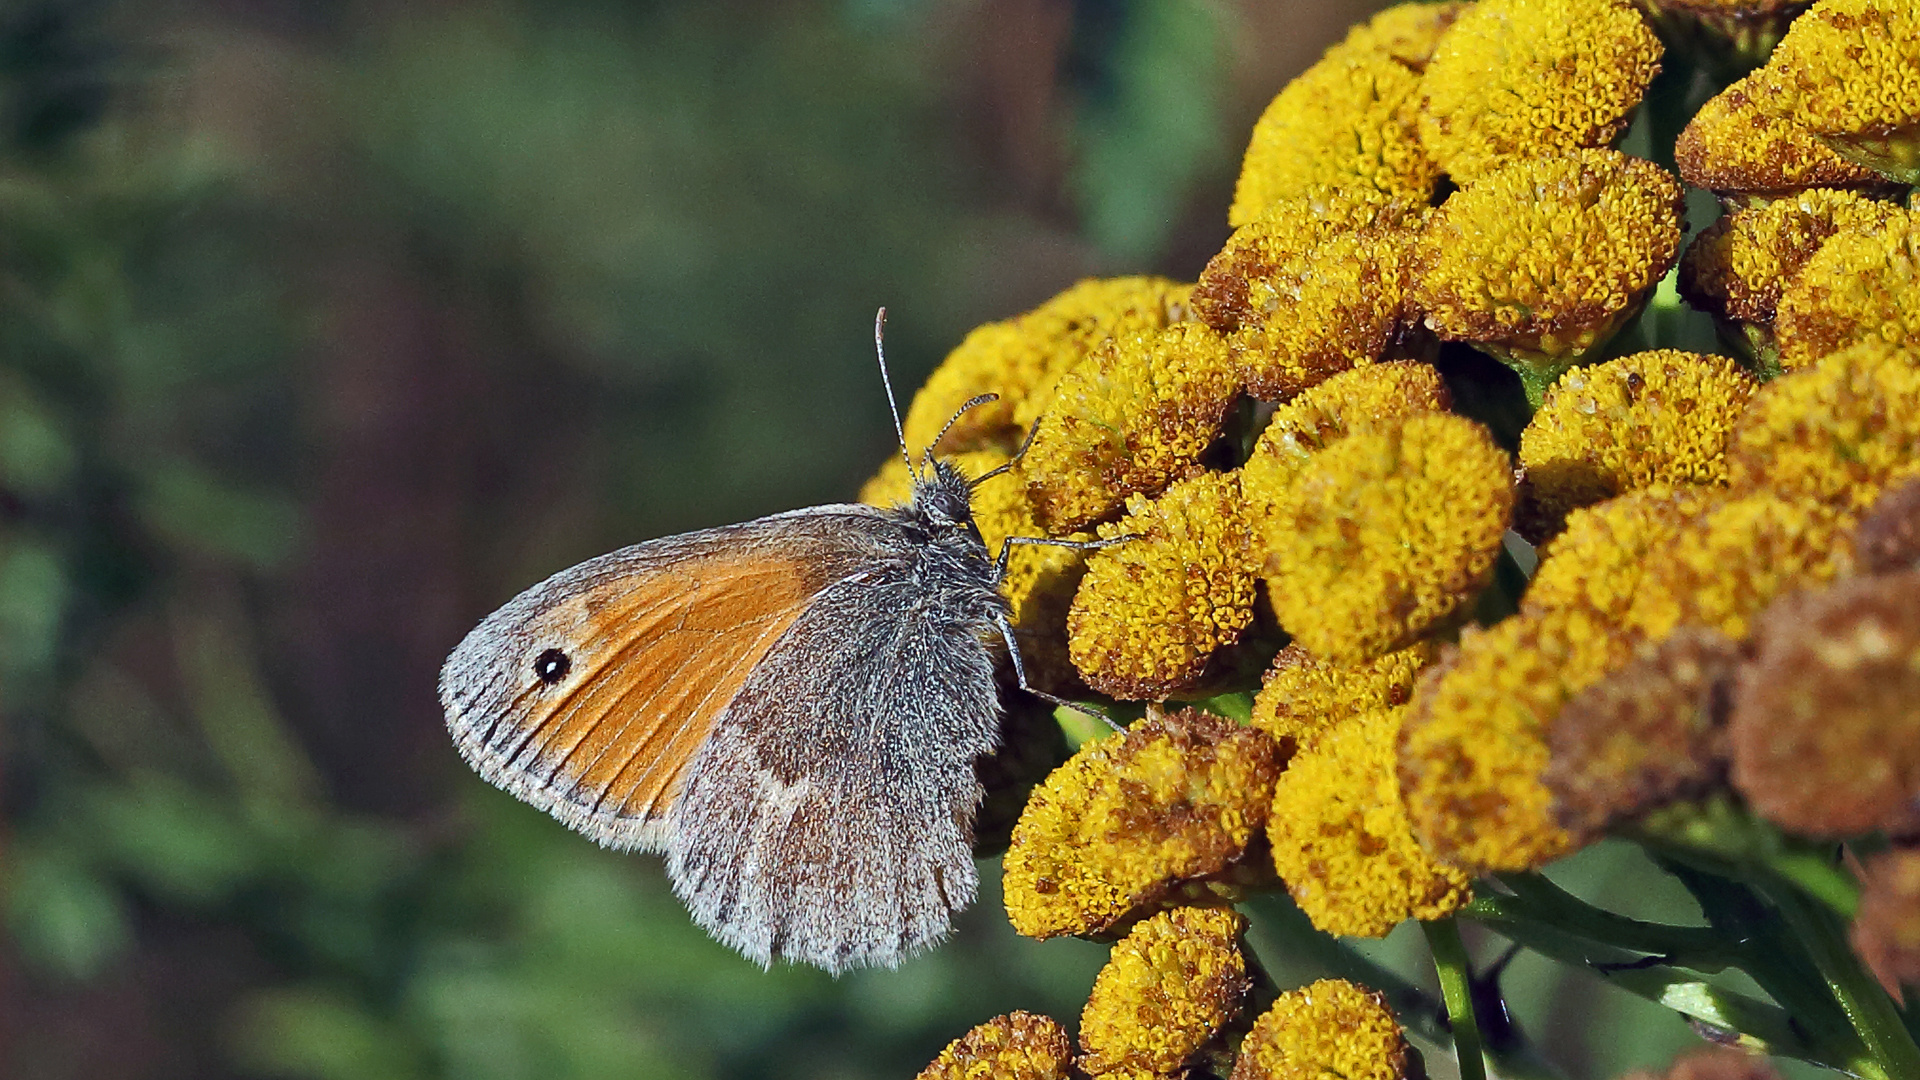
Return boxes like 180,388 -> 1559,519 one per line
534,648 -> 571,684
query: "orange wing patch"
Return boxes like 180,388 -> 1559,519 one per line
446,534 -> 845,851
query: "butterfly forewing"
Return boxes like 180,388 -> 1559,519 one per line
438,509 -> 882,851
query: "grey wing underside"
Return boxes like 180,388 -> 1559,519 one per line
663,576 -> 1004,973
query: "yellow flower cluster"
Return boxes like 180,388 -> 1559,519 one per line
1268,706 -> 1473,935
1002,710 -> 1283,940
896,0 -> 1920,1067
1262,412 -> 1514,661
1078,907 -> 1249,1080
1410,150 -> 1686,385
1519,350 -> 1755,537
1023,322 -> 1239,532
900,276 -> 1192,455
1195,186 -> 1417,401
1229,4 -> 1460,224
1746,0 -> 1920,182
1415,0 -> 1662,183
917,1012 -> 1074,1080
1232,980 -> 1414,1080
1675,73 -> 1898,206
1067,472 -> 1259,699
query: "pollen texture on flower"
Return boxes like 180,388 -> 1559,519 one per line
917,1012 -> 1075,1080
1002,709 -> 1285,940
1415,0 -> 1663,183
1400,608 -> 1632,871
1238,361 -> 1451,530
1078,906 -> 1250,1080
1023,321 -> 1240,533
901,277 -> 1192,454
1523,486 -> 1717,620
1773,209 -> 1920,369
1262,412 -> 1515,662
1749,0 -> 1920,183
1674,72 -> 1896,203
1267,706 -> 1473,936
1409,150 -> 1686,378
1730,570 -> 1920,837
1068,472 -> 1260,699
1726,340 -> 1920,511
1519,351 -> 1755,534
1196,187 -> 1417,401
1230,979 -> 1413,1080
1250,642 -> 1436,753
1229,28 -> 1440,227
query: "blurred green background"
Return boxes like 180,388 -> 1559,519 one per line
0,1 -> 1735,1077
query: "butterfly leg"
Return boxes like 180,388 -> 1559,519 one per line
992,608 -> 1125,733
992,533 -> 1133,578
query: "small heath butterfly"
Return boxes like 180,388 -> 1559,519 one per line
439,311 -> 1101,973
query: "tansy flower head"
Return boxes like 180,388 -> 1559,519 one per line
1409,150 -> 1687,397
1230,979 -> 1414,1080
902,276 -> 1191,454
1262,412 -> 1515,662
1855,475 -> 1920,575
1730,569 -> 1920,836
1068,471 -> 1259,700
1415,0 -> 1663,183
1544,628 -> 1739,846
1250,642 -> 1436,752
1727,339 -> 1920,511
1023,321 -> 1239,533
1524,485 -> 1716,619
1267,706 -> 1473,936
918,1012 -> 1075,1080
1773,208 -> 1920,369
1622,490 -> 1854,642
1676,189 -> 1903,372
1238,361 -> 1450,529
1518,350 -> 1755,535
1003,709 -> 1285,940
1229,30 -> 1441,227
1345,1 -> 1471,70
862,449 -> 1089,692
1749,0 -> 1920,183
1674,73 -> 1898,206
1851,848 -> 1920,997
1078,907 -> 1249,1080
1196,188 -> 1417,402
1399,607 -> 1633,871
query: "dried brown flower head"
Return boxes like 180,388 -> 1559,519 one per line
1544,628 -> 1740,844
1730,569 -> 1920,836
1616,1046 -> 1786,1080
1852,848 -> 1920,996
1854,475 -> 1920,575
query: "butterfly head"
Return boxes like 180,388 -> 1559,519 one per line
908,456 -> 990,555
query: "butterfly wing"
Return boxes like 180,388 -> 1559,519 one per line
437,507 -> 887,852
664,555 -> 1005,973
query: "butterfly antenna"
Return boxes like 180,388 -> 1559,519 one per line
874,307 -> 916,481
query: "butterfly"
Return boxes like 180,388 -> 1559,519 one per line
438,311 -> 1108,973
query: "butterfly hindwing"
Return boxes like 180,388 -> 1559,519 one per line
664,567 -> 1004,973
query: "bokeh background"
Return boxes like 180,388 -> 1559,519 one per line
0,1 -> 1749,1077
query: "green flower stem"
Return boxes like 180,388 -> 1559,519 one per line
1423,917 -> 1488,1080
1632,800 -> 1864,918
1463,893 -> 1825,1067
1764,880 -> 1920,1080
1244,896 -> 1567,1080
